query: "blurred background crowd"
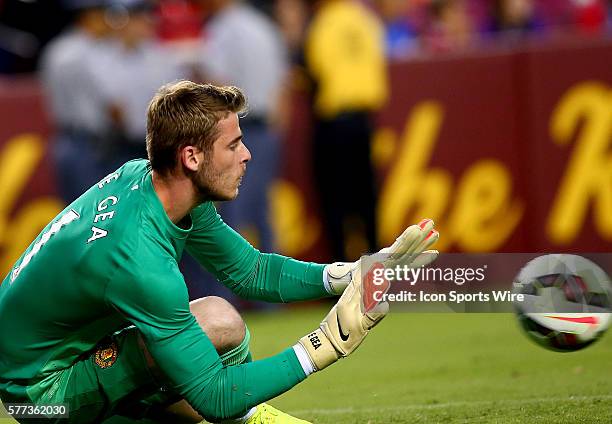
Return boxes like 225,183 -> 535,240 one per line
0,0 -> 610,304
1,0 -> 612,74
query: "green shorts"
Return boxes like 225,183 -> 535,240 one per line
4,324 -> 252,423
12,327 -> 177,424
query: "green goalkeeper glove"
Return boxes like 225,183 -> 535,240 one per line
325,219 -> 440,295
298,265 -> 388,371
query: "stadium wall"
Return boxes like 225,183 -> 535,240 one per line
0,37 -> 610,276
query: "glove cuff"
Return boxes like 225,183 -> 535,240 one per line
298,328 -> 339,371
324,262 -> 356,295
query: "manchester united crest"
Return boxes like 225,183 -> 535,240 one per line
93,341 -> 118,369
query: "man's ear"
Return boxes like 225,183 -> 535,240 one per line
180,145 -> 202,172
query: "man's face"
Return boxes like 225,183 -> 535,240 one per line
193,113 -> 251,201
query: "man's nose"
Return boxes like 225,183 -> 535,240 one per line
241,144 -> 251,163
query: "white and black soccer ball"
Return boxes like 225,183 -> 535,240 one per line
512,254 -> 612,352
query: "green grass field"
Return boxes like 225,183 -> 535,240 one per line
246,306 -> 612,424
2,306 -> 611,423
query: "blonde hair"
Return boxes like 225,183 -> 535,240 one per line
146,80 -> 247,173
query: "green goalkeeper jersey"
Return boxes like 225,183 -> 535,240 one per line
0,159 -> 327,419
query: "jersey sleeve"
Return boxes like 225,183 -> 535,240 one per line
104,257 -> 307,421
185,202 -> 330,302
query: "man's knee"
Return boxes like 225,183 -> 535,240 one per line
189,296 -> 245,355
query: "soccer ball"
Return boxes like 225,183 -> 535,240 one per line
512,254 -> 612,352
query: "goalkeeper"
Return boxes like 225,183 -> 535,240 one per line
0,81 -> 438,423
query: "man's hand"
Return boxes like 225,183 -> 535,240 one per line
298,266 -> 388,371
325,219 -> 440,295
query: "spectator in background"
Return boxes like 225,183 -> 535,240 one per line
99,0 -> 188,167
571,0 -> 607,35
274,0 -> 309,62
305,0 -> 388,261
196,0 -> 290,253
424,0 -> 474,52
374,0 -> 421,59
486,0 -> 544,40
156,0 -> 203,42
39,0 -> 114,203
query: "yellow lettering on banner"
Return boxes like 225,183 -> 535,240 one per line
0,198 -> 64,274
548,82 -> 612,244
0,134 -> 43,239
371,127 -> 397,167
270,180 -> 320,256
378,101 -> 452,247
377,101 -> 523,252
0,135 -> 64,277
449,160 -> 523,251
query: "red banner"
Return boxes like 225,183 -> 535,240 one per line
0,37 -> 610,275
0,77 -> 63,275
278,38 -> 612,259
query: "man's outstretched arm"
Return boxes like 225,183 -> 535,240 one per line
186,202 -> 330,302
186,202 -> 439,302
